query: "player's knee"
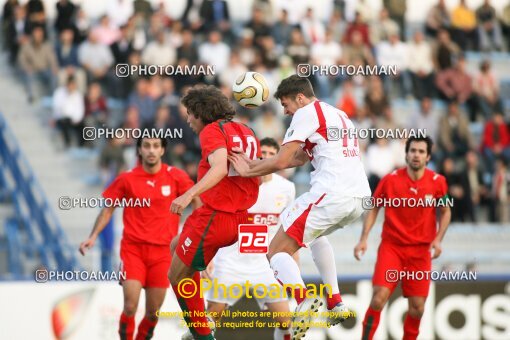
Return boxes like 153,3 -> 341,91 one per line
123,301 -> 138,316
370,291 -> 389,310
145,310 -> 159,322
170,236 -> 179,254
408,302 -> 425,318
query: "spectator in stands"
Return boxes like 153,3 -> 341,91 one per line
491,158 -> 509,223
128,78 -> 158,127
463,150 -> 490,222
476,0 -> 503,51
376,33 -> 409,97
134,0 -> 153,21
159,77 -> 179,108
56,29 -> 86,94
106,0 -> 134,28
425,0 -> 450,37
257,35 -> 280,70
74,8 -> 90,44
440,156 -> 470,222
344,12 -> 371,47
6,5 -> 29,65
450,0 -> 478,50
55,0 -> 76,34
78,31 -> 114,85
246,6 -> 272,45
501,3 -> 510,48
99,136 -> 126,184
272,9 -> 294,48
219,51 -> 248,87
383,0 -> 407,40
438,102 -> 473,159
354,0 -> 375,24
110,24 -> 134,65
92,15 -> 121,46
300,7 -> 325,44
53,75 -> 85,148
311,30 -> 342,98
198,30 -> 230,73
473,60 -> 503,118
481,112 -> 510,172
26,0 -> 45,34
343,30 -> 375,67
433,29 -> 461,71
370,8 -> 399,46
84,82 -> 108,128
121,106 -> 140,147
2,0 -> 19,47
328,9 -> 347,43
408,31 -> 435,100
285,28 -> 310,65
18,26 -> 58,102
336,79 -> 357,119
406,97 -> 440,141
435,56 -> 477,120
177,29 -> 199,65
252,107 -> 285,143
200,0 -> 231,37
364,76 -> 389,118
366,137 -> 397,191
142,30 -> 176,66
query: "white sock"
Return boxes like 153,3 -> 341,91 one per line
270,252 -> 305,287
273,326 -> 291,340
310,236 -> 340,295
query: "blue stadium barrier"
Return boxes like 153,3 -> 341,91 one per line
0,112 -> 80,278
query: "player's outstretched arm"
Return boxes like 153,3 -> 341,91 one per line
229,141 -> 303,177
79,206 -> 115,256
431,206 -> 451,259
354,207 -> 380,261
171,148 -> 228,215
288,147 -> 309,167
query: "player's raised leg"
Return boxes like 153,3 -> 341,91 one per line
135,288 -> 166,340
266,300 -> 292,340
119,280 -> 143,340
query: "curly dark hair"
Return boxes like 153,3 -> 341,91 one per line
181,85 -> 235,125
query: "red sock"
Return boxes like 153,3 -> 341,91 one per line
119,312 -> 135,340
403,313 -> 421,340
171,272 -> 213,339
292,287 -> 307,304
326,293 -> 342,310
361,307 -> 381,340
135,317 -> 158,340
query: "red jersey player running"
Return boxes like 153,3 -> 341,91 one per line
168,85 -> 260,340
354,136 -> 451,340
79,136 -> 196,340
230,75 -> 371,340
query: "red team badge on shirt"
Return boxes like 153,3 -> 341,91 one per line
238,224 -> 268,254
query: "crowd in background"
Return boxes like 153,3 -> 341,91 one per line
1,0 -> 510,223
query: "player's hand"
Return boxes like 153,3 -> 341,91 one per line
202,262 -> 214,280
431,239 -> 442,259
354,240 -> 367,261
79,236 -> 96,256
228,152 -> 250,177
171,193 -> 193,215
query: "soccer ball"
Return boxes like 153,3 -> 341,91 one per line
232,71 -> 269,108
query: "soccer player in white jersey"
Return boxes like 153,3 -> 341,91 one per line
229,75 -> 371,340
204,137 -> 296,340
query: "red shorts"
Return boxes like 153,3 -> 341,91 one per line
120,239 -> 172,288
175,206 -> 248,271
372,241 -> 431,297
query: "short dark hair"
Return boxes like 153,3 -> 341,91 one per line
274,75 -> 315,100
136,133 -> 167,162
260,137 -> 280,152
181,85 -> 235,125
405,136 -> 433,155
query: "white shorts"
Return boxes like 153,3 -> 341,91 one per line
280,192 -> 364,247
205,268 -> 288,310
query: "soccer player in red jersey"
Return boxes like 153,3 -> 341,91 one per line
354,136 -> 452,340
79,136 -> 196,340
168,85 -> 260,340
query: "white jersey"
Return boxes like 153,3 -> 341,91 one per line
282,100 -> 371,197
213,174 -> 295,276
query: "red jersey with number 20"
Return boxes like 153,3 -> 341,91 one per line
198,120 -> 260,212
374,167 -> 448,246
